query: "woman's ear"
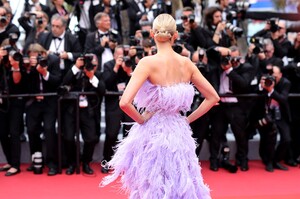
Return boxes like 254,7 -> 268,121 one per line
173,31 -> 179,40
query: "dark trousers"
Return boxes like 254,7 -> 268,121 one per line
0,98 -> 24,169
63,103 -> 98,166
26,98 -> 58,169
210,103 -> 248,162
191,111 -> 211,157
259,118 -> 291,164
103,106 -> 133,161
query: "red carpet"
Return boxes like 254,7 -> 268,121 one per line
1,161 -> 300,199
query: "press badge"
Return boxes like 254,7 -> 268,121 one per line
79,95 -> 88,108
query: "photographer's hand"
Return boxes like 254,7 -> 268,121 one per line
75,58 -> 84,69
101,36 -> 109,47
109,41 -> 117,50
84,68 -> 95,80
0,48 -> 7,60
36,64 -> 48,77
271,31 -> 279,40
60,51 -> 69,59
260,76 -> 275,93
113,56 -> 123,73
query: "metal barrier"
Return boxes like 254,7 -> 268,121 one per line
1,91 -> 300,174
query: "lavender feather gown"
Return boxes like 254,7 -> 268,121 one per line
101,80 -> 211,199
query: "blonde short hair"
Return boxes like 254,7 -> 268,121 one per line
152,14 -> 176,42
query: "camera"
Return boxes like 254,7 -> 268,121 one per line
236,1 -> 251,10
264,74 -> 275,87
172,43 -> 183,54
250,36 -> 263,54
122,56 -> 135,67
225,22 -> 243,37
219,146 -> 238,173
181,14 -> 195,24
108,29 -> 119,43
9,50 -> 23,62
80,54 -> 95,71
36,17 -> 43,25
57,85 -> 71,97
129,36 -> 140,46
0,15 -> 7,24
37,54 -> 48,68
258,111 -> 274,127
133,46 -> 145,59
141,30 -> 150,38
221,55 -> 231,66
268,18 -> 280,33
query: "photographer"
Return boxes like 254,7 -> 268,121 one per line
60,54 -> 105,175
0,40 -> 26,176
177,6 -> 206,52
98,0 -> 128,41
127,0 -> 172,36
18,10 -> 49,53
284,32 -> 300,165
101,45 -> 134,173
25,43 -> 61,176
38,14 -> 82,78
258,65 -> 292,172
253,19 -> 292,59
23,0 -> 50,17
0,6 -> 20,45
202,6 -> 238,49
84,12 -> 121,72
209,46 -> 255,172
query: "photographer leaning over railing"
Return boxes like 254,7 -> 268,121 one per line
257,65 -> 292,172
24,43 -> 61,176
0,38 -> 26,177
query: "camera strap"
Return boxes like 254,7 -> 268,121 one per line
53,38 -> 63,54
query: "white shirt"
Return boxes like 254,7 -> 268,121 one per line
219,69 -> 238,103
98,30 -> 113,71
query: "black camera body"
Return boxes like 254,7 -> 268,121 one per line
80,54 -> 95,71
37,17 -> 43,25
264,74 -> 275,87
0,15 -> 7,25
268,18 -> 280,33
122,56 -> 135,67
9,50 -> 23,62
181,14 -> 195,24
108,29 -> 119,43
2,45 -> 22,62
221,55 -> 232,66
141,30 -> 150,38
37,55 -> 48,68
250,36 -> 263,54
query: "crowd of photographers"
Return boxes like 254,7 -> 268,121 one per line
1,0 -> 300,177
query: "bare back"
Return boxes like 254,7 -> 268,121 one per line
145,51 -> 193,86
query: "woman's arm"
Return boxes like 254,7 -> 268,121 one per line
187,59 -> 220,123
119,57 -> 152,124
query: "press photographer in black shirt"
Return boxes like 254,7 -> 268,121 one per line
25,43 -> 61,176
60,54 -> 105,175
257,65 -> 292,172
0,40 -> 26,176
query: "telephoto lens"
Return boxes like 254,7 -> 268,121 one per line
32,152 -> 43,174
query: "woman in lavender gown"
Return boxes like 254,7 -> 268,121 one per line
101,13 -> 219,199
